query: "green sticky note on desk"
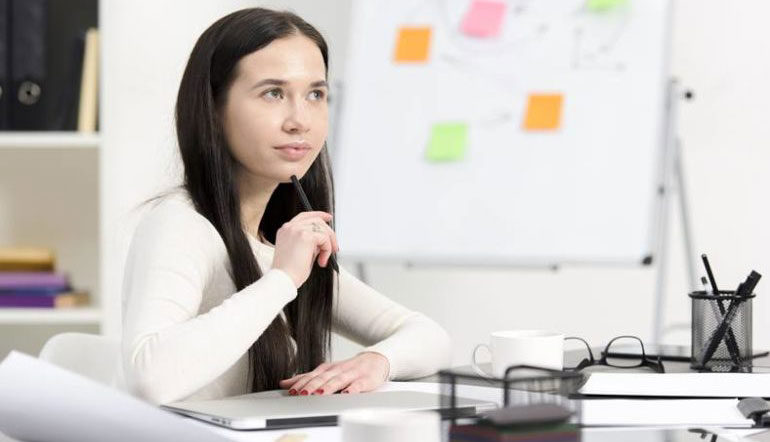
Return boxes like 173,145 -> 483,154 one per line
425,123 -> 468,162
586,0 -> 627,12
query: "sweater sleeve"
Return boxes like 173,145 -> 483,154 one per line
121,201 -> 297,404
332,267 -> 452,380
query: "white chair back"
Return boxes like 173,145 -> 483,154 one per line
39,332 -> 122,388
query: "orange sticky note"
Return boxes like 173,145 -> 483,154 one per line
394,26 -> 432,63
523,94 -> 563,131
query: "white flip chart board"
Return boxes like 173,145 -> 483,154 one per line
334,0 -> 671,265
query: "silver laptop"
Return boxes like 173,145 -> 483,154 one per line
162,389 -> 495,430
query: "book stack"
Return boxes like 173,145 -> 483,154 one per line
0,247 -> 88,308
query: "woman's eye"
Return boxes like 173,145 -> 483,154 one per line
309,90 -> 326,101
264,88 -> 283,99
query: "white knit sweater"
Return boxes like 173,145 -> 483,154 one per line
120,191 -> 452,404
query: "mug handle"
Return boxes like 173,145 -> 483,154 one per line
471,344 -> 493,378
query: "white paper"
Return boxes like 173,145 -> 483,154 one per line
582,399 -> 752,427
0,351 -> 233,442
580,372 -> 770,397
390,382 -> 754,427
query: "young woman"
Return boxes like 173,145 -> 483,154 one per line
121,8 -> 451,405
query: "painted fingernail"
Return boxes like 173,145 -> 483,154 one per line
300,390 -> 309,396
315,389 -> 324,395
289,389 -> 296,395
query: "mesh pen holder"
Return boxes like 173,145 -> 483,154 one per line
690,290 -> 754,372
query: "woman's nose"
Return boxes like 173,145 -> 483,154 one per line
282,101 -> 310,133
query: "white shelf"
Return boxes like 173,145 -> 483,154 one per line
0,132 -> 100,149
0,307 -> 102,325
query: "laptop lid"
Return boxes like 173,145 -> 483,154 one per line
162,390 -> 495,430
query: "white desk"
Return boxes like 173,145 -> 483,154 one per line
172,382 -> 757,442
0,351 -> 764,442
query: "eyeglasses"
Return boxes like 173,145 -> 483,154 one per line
564,335 -> 665,373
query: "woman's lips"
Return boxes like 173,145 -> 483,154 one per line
274,142 -> 312,161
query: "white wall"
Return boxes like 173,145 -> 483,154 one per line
101,1 -> 770,368
0,149 -> 99,301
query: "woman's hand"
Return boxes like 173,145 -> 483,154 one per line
278,352 -> 390,395
271,211 -> 339,288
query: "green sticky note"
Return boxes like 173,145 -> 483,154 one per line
586,0 -> 627,12
425,123 -> 468,162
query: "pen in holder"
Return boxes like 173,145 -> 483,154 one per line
690,290 -> 754,372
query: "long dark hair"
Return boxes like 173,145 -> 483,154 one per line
175,8 -> 335,392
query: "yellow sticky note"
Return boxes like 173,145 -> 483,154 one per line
586,0 -> 628,12
425,123 -> 468,162
394,27 -> 432,63
523,94 -> 563,131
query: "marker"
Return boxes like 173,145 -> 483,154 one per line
290,175 -> 339,273
701,254 -> 720,293
702,276 -> 731,333
700,255 -> 741,365
739,270 -> 762,298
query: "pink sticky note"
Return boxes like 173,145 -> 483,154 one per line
460,0 -> 507,38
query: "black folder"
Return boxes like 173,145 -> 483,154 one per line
9,0 -> 47,130
0,0 -> 96,131
0,0 -> 10,129
44,0 -> 96,130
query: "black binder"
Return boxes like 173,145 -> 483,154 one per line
0,0 -> 9,129
45,0 -> 96,130
0,0 -> 96,131
9,0 -> 47,130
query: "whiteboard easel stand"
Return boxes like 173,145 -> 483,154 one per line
652,78 -> 698,345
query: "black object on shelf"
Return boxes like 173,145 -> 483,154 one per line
9,0 -> 47,130
1,0 -> 96,131
0,0 -> 8,130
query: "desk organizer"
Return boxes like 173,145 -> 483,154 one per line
690,290 -> 754,372
440,365 -> 584,441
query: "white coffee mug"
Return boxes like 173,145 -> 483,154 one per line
472,330 -> 565,377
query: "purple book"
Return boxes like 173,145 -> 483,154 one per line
0,293 -> 85,308
0,287 -> 68,296
0,272 -> 69,290
0,295 -> 59,308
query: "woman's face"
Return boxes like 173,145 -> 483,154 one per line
221,34 -> 328,185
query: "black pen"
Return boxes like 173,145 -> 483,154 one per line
290,175 -> 339,273
701,254 -> 720,293
701,254 -> 741,364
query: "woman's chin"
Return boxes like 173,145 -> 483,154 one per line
277,164 -> 312,183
